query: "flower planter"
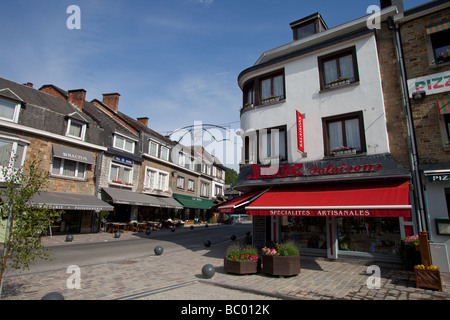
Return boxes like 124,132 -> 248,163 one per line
262,255 -> 300,277
261,96 -> 280,105
328,79 -> 350,88
224,258 -> 258,275
414,266 -> 442,291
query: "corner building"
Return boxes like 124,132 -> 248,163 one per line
224,3 -> 416,261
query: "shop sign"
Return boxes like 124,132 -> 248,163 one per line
113,156 -> 134,166
296,111 -> 304,153
407,70 -> 450,98
245,162 -> 383,180
427,174 -> 450,183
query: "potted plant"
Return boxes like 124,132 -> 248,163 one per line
436,49 -> 450,64
224,244 -> 259,275
328,77 -> 350,88
414,264 -> 442,291
332,146 -> 356,155
261,242 -> 300,277
399,234 -> 421,270
261,95 -> 280,104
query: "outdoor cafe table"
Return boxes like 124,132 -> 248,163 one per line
110,222 -> 127,233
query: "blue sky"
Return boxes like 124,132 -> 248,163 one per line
0,0 -> 429,168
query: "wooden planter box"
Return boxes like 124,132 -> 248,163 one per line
262,255 -> 300,277
414,266 -> 442,291
224,258 -> 258,275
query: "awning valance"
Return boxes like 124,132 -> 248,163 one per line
102,188 -> 174,207
426,18 -> 450,35
32,191 -> 114,211
218,190 -> 267,214
438,99 -> 450,115
52,145 -> 95,165
246,181 -> 411,217
173,194 -> 215,210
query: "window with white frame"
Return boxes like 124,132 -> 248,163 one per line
215,185 -> 223,197
109,163 -> 133,185
65,119 -> 86,141
0,139 -> 27,169
160,146 -> 169,161
177,176 -> 185,189
114,134 -> 135,153
52,157 -> 87,179
178,152 -> 186,167
0,98 -> 20,123
144,167 -> 169,191
188,179 -> 195,192
200,182 -> 209,197
149,140 -> 159,157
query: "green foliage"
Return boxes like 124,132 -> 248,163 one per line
263,241 -> 299,256
224,168 -> 238,186
0,159 -> 62,297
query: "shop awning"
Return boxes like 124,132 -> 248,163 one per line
218,190 -> 267,213
158,197 -> 184,210
246,181 -> 411,217
53,145 -> 95,165
426,18 -> 449,35
438,99 -> 450,115
173,194 -> 215,210
32,191 -> 114,211
102,188 -> 166,207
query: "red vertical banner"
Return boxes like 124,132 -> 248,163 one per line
296,111 -> 304,153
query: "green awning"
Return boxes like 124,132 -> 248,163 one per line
173,194 -> 215,210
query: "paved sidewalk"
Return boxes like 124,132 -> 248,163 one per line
1,228 -> 449,301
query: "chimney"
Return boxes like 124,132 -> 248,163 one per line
24,82 -> 34,88
380,0 -> 404,12
68,89 -> 87,111
137,117 -> 149,127
102,93 -> 120,113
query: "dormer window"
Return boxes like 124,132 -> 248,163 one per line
290,12 -> 328,41
0,97 -> 21,123
113,134 -> 135,153
66,119 -> 86,140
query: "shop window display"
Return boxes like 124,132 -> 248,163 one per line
280,216 -> 327,250
337,217 -> 400,255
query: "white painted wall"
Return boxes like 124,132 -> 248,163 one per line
240,34 -> 390,163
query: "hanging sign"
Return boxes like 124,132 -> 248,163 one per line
296,111 -> 304,153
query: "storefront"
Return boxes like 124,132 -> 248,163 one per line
173,193 -> 215,223
31,191 -> 114,234
227,153 -> 415,260
101,187 -> 183,222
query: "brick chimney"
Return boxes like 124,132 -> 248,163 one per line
380,0 -> 404,12
137,117 -> 149,127
68,89 -> 87,111
102,93 -> 120,113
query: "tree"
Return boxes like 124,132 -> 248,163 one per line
225,168 -> 238,187
0,159 -> 61,298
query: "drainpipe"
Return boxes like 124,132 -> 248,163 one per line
389,17 -> 428,233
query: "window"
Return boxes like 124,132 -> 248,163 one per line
323,112 -> 366,156
177,176 -> 185,189
0,98 -> 20,123
318,47 -> 359,90
200,182 -> 209,198
178,152 -> 186,167
109,164 -> 133,185
242,69 -> 285,108
430,29 -> 450,64
149,140 -> 159,157
0,139 -> 27,169
261,73 -> 285,101
215,185 -> 223,196
160,146 -> 169,161
188,179 -> 195,192
114,134 -> 135,153
257,126 -> 287,163
293,21 -> 315,40
66,119 -> 86,140
52,157 -> 87,179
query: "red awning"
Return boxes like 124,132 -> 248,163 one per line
246,181 -> 411,217
218,190 -> 267,214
